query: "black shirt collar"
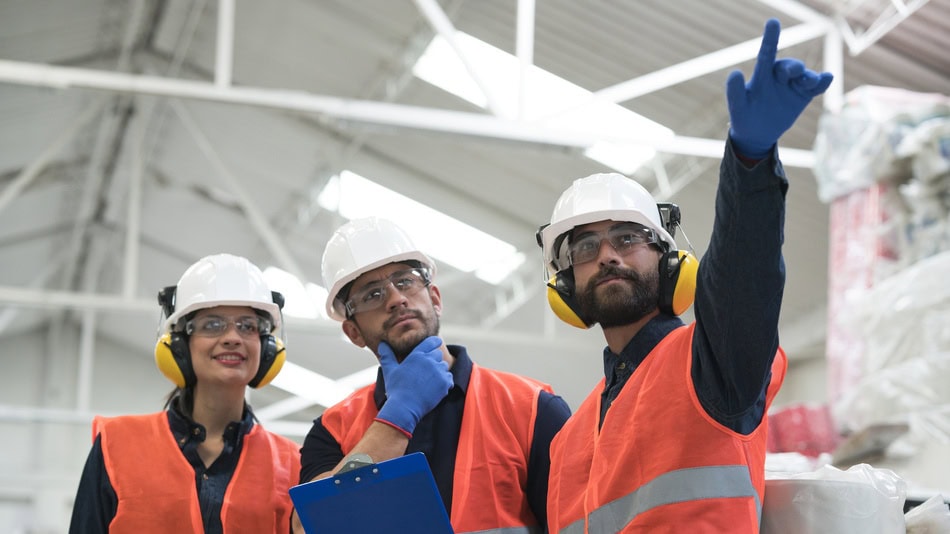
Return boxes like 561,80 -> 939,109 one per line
602,313 -> 684,378
167,396 -> 255,448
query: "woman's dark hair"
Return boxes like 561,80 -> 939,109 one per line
164,386 -> 194,416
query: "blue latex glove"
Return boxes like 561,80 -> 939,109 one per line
375,336 -> 452,437
726,18 -> 834,159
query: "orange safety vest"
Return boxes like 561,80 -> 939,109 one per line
93,412 -> 301,534
321,363 -> 551,534
548,324 -> 787,534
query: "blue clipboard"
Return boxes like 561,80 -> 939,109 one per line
290,452 -> 454,534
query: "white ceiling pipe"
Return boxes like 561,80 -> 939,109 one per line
823,22 -> 845,114
0,59 -> 817,167
215,0 -> 235,88
0,404 -> 99,425
122,114 -> 146,299
515,0 -> 536,121
77,309 -> 97,413
252,395 -> 322,421
0,286 -> 155,313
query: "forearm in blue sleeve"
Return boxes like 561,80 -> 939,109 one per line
692,140 -> 786,433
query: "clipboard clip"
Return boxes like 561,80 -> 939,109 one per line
338,453 -> 374,475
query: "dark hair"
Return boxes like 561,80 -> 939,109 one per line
164,386 -> 193,416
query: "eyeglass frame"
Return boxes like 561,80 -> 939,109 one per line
342,267 -> 432,317
183,314 -> 273,338
567,222 -> 661,267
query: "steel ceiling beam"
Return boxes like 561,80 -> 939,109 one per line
0,59 -> 818,168
0,102 -> 104,217
833,0 -> 931,55
589,21 -> 832,106
169,99 -> 308,282
413,0 -> 504,116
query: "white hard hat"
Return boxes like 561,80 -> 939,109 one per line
163,253 -> 281,332
321,217 -> 436,321
538,173 -> 676,278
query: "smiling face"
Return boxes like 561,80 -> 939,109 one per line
571,220 -> 663,328
341,262 -> 442,362
187,305 -> 263,387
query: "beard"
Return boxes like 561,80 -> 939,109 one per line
576,264 -> 660,328
378,308 -> 441,361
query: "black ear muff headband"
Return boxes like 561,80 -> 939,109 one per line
154,287 -> 288,389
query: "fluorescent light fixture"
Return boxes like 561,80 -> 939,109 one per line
413,31 -> 673,174
262,266 -> 328,319
317,171 -> 524,285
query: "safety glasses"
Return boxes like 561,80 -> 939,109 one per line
344,268 -> 431,316
568,223 -> 659,266
185,315 -> 272,338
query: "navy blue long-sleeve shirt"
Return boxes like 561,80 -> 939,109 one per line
299,345 -> 572,531
600,140 -> 787,434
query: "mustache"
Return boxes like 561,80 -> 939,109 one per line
383,309 -> 422,329
589,265 -> 641,287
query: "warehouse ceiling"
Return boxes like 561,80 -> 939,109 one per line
1,0 -> 948,432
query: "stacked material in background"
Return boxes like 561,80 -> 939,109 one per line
811,85 -> 950,491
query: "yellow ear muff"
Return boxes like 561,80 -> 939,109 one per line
545,268 -> 594,329
250,337 -> 286,389
546,279 -> 589,329
657,249 -> 700,316
671,250 -> 699,316
154,333 -> 188,388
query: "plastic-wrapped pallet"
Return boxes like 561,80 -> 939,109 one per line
813,85 -> 949,204
811,84 -> 950,502
762,464 -> 906,534
813,86 -> 950,426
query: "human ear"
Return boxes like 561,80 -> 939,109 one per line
428,284 -> 442,317
341,320 -> 367,348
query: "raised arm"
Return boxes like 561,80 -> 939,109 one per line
691,18 -> 833,432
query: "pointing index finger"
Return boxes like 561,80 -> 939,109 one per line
752,18 -> 781,84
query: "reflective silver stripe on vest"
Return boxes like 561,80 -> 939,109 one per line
561,518 -> 586,534
461,526 -> 542,534
560,465 -> 761,534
